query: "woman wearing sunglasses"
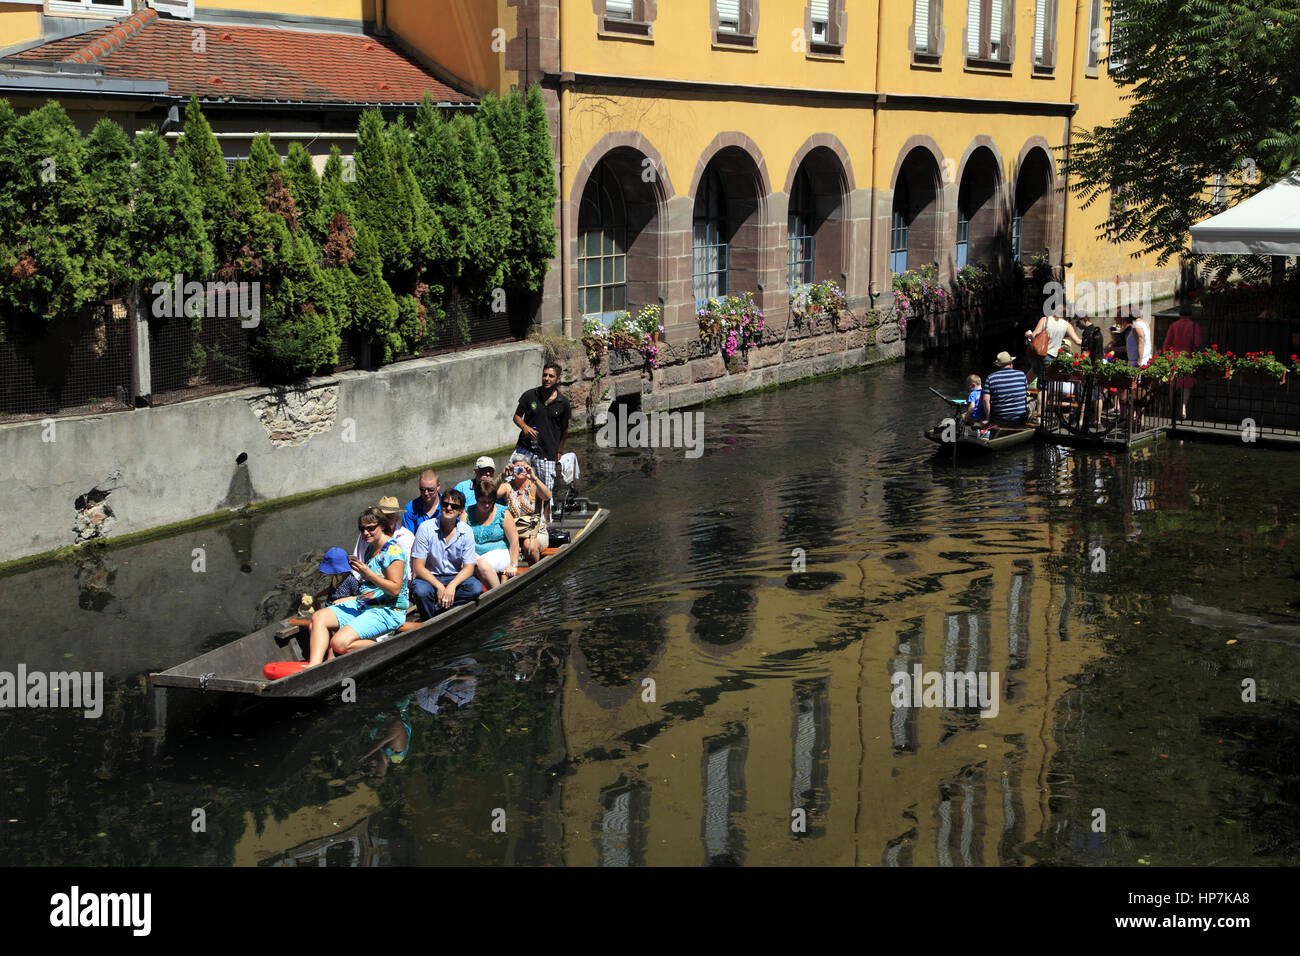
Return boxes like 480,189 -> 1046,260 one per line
307,506 -> 409,666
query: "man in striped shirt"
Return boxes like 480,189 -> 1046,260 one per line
981,351 -> 1030,424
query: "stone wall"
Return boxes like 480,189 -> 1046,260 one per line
2,342 -> 544,564
558,300 -> 905,426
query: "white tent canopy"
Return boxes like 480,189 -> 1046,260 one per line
1190,170 -> 1300,255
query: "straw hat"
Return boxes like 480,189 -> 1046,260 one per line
376,495 -> 401,514
995,351 -> 1014,366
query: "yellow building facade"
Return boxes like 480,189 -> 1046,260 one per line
396,0 -> 1178,340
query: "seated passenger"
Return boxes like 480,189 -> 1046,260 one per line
961,374 -> 986,425
409,489 -> 483,618
401,470 -> 442,535
497,453 -> 551,566
307,507 -> 409,666
982,351 -> 1030,425
351,496 -> 416,584
317,546 -> 356,606
467,475 -> 520,589
453,457 -> 496,510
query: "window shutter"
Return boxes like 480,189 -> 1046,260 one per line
717,0 -> 740,31
915,0 -> 931,52
990,0 -> 1004,57
811,0 -> 830,41
606,0 -> 634,18
966,0 -> 980,56
1033,0 -> 1046,61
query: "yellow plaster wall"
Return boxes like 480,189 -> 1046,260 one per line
0,4 -> 43,49
205,0 -> 370,20
560,0 -> 871,93
388,0 -> 514,96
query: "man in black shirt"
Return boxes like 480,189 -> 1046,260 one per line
512,363 -> 571,514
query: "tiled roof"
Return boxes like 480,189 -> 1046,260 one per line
14,10 -> 473,107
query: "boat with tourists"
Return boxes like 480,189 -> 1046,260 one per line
151,496 -> 607,705
922,387 -> 1037,456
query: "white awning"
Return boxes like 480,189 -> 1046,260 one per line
1190,170 -> 1300,255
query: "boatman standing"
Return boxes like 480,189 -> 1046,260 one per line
512,363 -> 571,510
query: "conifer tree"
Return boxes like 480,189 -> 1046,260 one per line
174,96 -> 230,257
453,112 -> 508,297
0,101 -> 101,323
130,129 -> 211,286
387,114 -> 443,276
519,83 -> 558,288
244,131 -> 280,194
319,144 -> 357,228
351,109 -> 418,281
412,94 -> 472,284
83,118 -> 134,299
283,142 -> 323,240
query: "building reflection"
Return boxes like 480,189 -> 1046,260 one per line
701,724 -> 748,866
594,775 -> 650,867
790,678 -> 830,838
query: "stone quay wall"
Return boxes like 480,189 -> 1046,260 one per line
5,308 -> 904,566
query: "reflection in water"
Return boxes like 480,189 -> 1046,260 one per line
6,357 -> 1300,866
702,725 -> 747,866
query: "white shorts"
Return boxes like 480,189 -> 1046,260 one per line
480,548 -> 513,573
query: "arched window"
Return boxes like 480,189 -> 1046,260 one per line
577,166 -> 627,321
693,165 -> 728,304
890,178 -> 910,275
787,165 -> 815,288
956,200 -> 970,269
1010,208 -> 1023,261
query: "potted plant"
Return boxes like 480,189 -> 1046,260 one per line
1138,350 -> 1180,384
1094,360 -> 1141,388
1232,350 -> 1288,385
1189,344 -> 1233,380
789,279 -> 847,329
1045,350 -> 1092,382
697,293 -> 766,358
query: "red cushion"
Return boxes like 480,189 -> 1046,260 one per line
263,660 -> 310,680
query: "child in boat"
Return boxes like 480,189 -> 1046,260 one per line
961,374 -> 985,425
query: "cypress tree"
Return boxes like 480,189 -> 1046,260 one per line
350,109 -> 414,281
0,101 -> 101,324
84,119 -> 134,300
244,131 -> 280,194
387,114 -> 443,276
348,225 -> 402,362
412,94 -> 471,285
519,84 -> 558,290
477,90 -> 527,291
131,129 -> 211,285
174,95 -> 230,259
319,144 -> 357,227
453,112 -> 508,297
248,223 -> 342,381
283,142 -> 323,240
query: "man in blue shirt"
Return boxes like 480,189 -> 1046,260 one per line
409,490 -> 483,618
453,456 -> 496,509
401,469 -> 442,535
982,351 -> 1030,424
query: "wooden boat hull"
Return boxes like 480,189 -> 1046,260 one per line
923,423 -> 1037,454
150,507 -> 608,700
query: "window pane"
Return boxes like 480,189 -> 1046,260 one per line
915,0 -> 931,52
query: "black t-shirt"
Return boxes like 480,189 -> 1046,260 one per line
1080,323 -> 1104,359
515,387 -> 571,461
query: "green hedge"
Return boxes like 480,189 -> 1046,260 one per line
0,90 -> 557,382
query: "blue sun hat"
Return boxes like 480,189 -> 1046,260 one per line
319,547 -> 351,575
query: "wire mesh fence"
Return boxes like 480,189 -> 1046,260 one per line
148,309 -> 259,405
0,301 -> 133,423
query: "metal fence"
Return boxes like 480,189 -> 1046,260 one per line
148,310 -> 259,404
0,301 -> 133,423
1039,374 -> 1173,445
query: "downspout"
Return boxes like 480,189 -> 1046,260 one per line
375,0 -> 389,37
1061,0 -> 1085,277
557,2 -> 570,336
867,0 -> 886,306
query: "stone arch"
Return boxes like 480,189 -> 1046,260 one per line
888,134 -> 945,192
889,140 -> 945,275
1012,140 -> 1058,263
689,134 -> 772,306
784,136 -> 855,287
954,139 -> 1006,271
566,133 -> 675,332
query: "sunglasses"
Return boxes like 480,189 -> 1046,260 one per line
419,486 -> 438,493
358,524 -> 380,533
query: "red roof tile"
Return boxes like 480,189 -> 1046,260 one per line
16,13 -> 473,107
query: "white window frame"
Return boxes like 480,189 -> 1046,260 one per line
965,0 -> 1014,66
911,0 -> 944,66
1032,0 -> 1057,73
47,0 -> 132,16
1085,0 -> 1103,75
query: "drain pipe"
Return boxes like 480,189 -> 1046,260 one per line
375,0 -> 389,37
557,3 -> 571,337
867,0 -> 885,307
1061,0 -> 1085,280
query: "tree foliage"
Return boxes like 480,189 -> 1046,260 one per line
1066,0 -> 1300,275
174,95 -> 230,255
130,129 -> 212,285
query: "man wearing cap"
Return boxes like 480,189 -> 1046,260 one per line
401,470 -> 441,536
982,351 -> 1030,424
453,457 -> 496,509
353,496 -> 416,584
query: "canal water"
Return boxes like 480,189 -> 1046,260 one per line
3,355 -> 1298,866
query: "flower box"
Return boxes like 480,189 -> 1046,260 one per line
1233,370 -> 1287,387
